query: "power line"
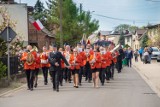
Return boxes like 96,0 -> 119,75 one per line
92,13 -> 160,24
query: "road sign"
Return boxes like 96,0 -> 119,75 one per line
0,26 -> 17,42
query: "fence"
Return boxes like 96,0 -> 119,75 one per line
0,56 -> 19,75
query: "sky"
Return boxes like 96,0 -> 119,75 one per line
15,0 -> 160,31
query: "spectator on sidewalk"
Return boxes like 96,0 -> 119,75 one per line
125,47 -> 133,67
143,48 -> 149,64
148,47 -> 153,63
138,47 -> 143,61
134,49 -> 139,62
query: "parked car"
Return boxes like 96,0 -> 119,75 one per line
157,54 -> 160,62
151,47 -> 160,61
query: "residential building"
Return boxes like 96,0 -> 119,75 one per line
0,4 -> 28,45
146,24 -> 160,46
28,16 -> 55,52
124,33 -> 133,47
132,29 -> 147,50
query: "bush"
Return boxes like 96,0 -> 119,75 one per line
0,61 -> 7,79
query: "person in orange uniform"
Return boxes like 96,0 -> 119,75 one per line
69,48 -> 82,88
33,47 -> 41,88
20,45 -> 37,91
99,46 -> 107,86
84,44 -> 93,83
77,43 -> 84,86
105,46 -> 112,82
40,46 -> 50,85
110,51 -> 117,80
89,48 -> 101,88
59,48 -> 65,86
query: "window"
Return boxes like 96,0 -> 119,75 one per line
127,37 -> 130,42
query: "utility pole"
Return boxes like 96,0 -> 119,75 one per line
7,23 -> 10,82
59,0 -> 63,47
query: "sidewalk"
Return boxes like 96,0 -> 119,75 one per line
132,59 -> 160,97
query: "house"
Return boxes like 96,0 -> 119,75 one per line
0,3 -> 28,45
108,31 -> 120,45
146,24 -> 160,46
124,33 -> 133,48
28,16 -> 55,52
132,29 -> 147,50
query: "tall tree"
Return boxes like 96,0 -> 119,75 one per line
46,0 -> 99,46
140,34 -> 148,48
33,0 -> 46,23
115,24 -> 138,34
118,32 -> 125,46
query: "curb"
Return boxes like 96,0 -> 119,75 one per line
0,84 -> 26,97
132,64 -> 160,97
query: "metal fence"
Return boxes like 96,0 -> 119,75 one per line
0,56 -> 19,75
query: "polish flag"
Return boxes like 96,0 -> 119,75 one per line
32,19 -> 44,31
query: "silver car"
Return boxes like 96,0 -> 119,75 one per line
151,47 -> 160,61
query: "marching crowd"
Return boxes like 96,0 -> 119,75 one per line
20,42 -> 126,92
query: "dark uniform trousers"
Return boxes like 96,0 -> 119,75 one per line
49,51 -> 69,92
25,69 -> 35,89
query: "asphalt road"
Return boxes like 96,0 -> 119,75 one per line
0,67 -> 160,107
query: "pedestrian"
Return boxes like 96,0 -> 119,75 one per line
143,48 -> 149,64
134,49 -> 139,62
125,47 -> 133,67
138,47 -> 143,61
48,44 -> 70,92
148,47 -> 153,63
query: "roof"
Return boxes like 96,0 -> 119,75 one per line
29,16 -> 55,38
100,31 -> 112,36
146,24 -> 160,29
136,29 -> 147,35
109,30 -> 120,35
124,33 -> 132,37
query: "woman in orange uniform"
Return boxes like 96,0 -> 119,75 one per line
69,48 -> 82,88
89,48 -> 101,88
40,46 -> 50,85
34,51 -> 41,88
20,45 -> 37,91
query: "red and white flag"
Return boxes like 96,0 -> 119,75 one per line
32,19 -> 44,31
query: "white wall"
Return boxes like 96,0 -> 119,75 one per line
125,36 -> 132,47
0,4 -> 28,45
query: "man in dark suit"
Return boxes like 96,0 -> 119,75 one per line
48,44 -> 70,92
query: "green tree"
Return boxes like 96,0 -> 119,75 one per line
140,34 -> 148,48
0,38 -> 7,57
115,24 -> 138,33
0,61 -> 7,79
33,0 -> 46,23
46,0 -> 99,46
118,32 -> 125,45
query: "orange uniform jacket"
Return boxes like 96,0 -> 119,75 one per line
69,53 -> 82,70
40,52 -> 50,68
89,52 -> 101,69
101,53 -> 108,68
106,52 -> 112,67
35,55 -> 41,69
20,51 -> 37,70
